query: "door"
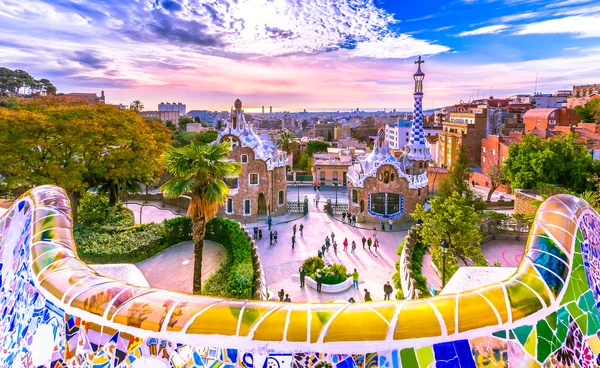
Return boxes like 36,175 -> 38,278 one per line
343,171 -> 347,186
257,193 -> 267,217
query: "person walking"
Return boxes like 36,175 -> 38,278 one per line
325,236 -> 330,251
352,214 -> 356,227
384,281 -> 393,300
278,288 -> 285,302
374,239 -> 379,253
258,228 -> 263,240
291,234 -> 296,249
388,218 -> 393,231
274,231 -> 278,244
364,288 -> 372,302
331,231 -> 335,243
299,266 -> 306,288
342,212 -> 346,223
318,250 -> 323,258
270,231 -> 274,245
299,223 -> 304,236
367,237 -> 372,251
333,241 -> 338,255
293,224 -> 297,236
253,227 -> 258,240
381,220 -> 385,231
268,215 -> 272,231
351,240 -> 356,253
352,269 -> 359,290
284,294 -> 291,302
348,297 -> 356,303
343,238 -> 348,252
316,271 -> 323,293
317,181 -> 321,191
321,244 -> 326,255
362,236 -> 367,249
313,182 -> 316,191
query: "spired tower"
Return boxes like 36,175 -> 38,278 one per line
405,56 -> 431,172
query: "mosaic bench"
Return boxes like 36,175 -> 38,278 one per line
1,185 -> 599,367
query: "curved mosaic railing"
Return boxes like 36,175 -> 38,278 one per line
2,185 -> 600,367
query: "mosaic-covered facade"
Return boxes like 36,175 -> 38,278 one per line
347,57 -> 429,222
1,184 -> 599,367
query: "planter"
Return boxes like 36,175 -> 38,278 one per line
291,274 -> 353,293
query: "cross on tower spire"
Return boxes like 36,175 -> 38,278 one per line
415,55 -> 425,66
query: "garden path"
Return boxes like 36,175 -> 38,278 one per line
136,240 -> 226,294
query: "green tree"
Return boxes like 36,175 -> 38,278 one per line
216,120 -> 223,130
412,193 -> 486,281
0,97 -> 170,220
178,116 -> 194,131
130,100 -> 144,112
504,133 -> 600,193
276,130 -> 297,155
327,130 -> 333,142
438,145 -> 471,198
305,141 -> 331,156
485,163 -> 505,202
161,142 -> 242,294
574,99 -> 600,123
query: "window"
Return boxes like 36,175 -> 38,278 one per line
383,170 -> 390,184
482,147 -> 486,153
368,193 -> 403,217
549,120 -> 556,125
351,189 -> 358,204
243,199 -> 251,215
447,157 -> 451,163
226,198 -> 233,214
391,173 -> 395,182
448,138 -> 452,144
278,190 -> 284,206
447,148 -> 451,154
536,120 -> 540,125
406,132 -> 409,136
241,154 -> 248,164
441,136 -> 445,142
249,173 -> 259,186
320,171 -> 325,181
492,149 -> 496,156
456,140 -> 460,145
482,157 -> 486,163
225,177 -> 238,189
333,171 -> 338,181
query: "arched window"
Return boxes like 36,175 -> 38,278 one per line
368,193 -> 403,218
391,173 -> 395,182
360,200 -> 364,213
383,170 -> 390,184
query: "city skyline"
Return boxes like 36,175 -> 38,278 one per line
1,0 -> 599,110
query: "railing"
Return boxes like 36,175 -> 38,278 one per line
287,201 -> 304,212
326,199 -> 349,215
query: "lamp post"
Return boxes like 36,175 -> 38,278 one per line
333,181 -> 339,205
441,239 -> 449,288
294,180 -> 299,202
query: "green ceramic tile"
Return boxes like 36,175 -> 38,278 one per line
556,307 -> 571,342
509,330 -> 516,340
535,320 -> 553,362
561,240 -> 588,306
545,312 -> 557,330
400,348 -> 418,367
493,330 -> 507,339
513,325 -> 533,346
567,301 -> 584,320
416,346 -> 434,367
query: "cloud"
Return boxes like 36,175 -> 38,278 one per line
545,0 -> 594,8
458,25 -> 509,36
349,35 -> 450,59
434,26 -> 454,32
71,51 -> 109,69
514,15 -> 600,38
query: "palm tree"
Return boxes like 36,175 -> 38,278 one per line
276,129 -> 296,154
130,100 -> 144,112
161,141 -> 241,294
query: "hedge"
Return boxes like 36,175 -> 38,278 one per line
301,256 -> 348,285
74,217 -> 194,264
391,225 -> 430,299
203,217 -> 255,299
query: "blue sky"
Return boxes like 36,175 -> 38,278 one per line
1,0 -> 599,111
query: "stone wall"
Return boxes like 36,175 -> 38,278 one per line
514,189 -> 542,215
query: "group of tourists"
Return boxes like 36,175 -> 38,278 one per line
341,211 -> 357,226
316,231 -> 381,258
277,288 -> 292,302
379,218 -> 395,231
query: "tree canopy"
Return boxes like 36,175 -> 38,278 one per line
305,141 -> 331,156
0,97 -> 171,218
437,145 -> 485,210
0,67 -> 56,96
504,133 -> 600,193
574,99 -> 600,123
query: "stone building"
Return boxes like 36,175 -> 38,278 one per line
215,99 -> 289,221
347,57 -> 430,222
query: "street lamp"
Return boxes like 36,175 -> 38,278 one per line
441,239 -> 449,288
294,180 -> 299,202
333,181 -> 339,205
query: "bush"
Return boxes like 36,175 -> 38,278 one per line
301,257 -> 347,285
392,226 -> 430,299
204,217 -> 256,298
78,192 -> 134,228
162,217 -> 193,245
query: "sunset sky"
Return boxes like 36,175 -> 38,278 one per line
1,0 -> 599,111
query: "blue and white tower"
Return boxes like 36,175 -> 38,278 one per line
405,56 -> 432,164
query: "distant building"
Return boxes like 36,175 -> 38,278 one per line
336,138 -> 367,150
315,123 -> 335,140
523,107 -> 579,133
186,124 -> 216,133
64,90 -> 105,103
313,149 -> 354,186
158,102 -> 186,116
334,124 -> 351,139
269,106 -> 273,114
215,99 -> 288,221
262,106 -> 265,114
385,120 -> 440,150
139,110 -> 180,127
437,106 -> 488,168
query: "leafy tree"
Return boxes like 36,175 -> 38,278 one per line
194,116 -> 201,123
412,193 -> 486,281
326,130 -> 333,142
485,164 -> 505,202
0,67 -> 56,96
216,120 -> 223,131
574,99 -> 600,123
437,145 -> 485,210
305,141 -> 330,156
161,142 -> 242,294
0,97 -> 170,220
276,130 -> 297,154
178,116 -> 194,131
504,133 -> 600,193
130,100 -> 144,112
172,130 -> 218,148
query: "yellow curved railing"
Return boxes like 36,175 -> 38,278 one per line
1,184 -> 599,367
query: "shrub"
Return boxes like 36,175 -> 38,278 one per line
392,226 -> 430,299
78,192 -> 134,228
204,217 -> 256,298
162,217 -> 193,245
301,257 -> 347,285
302,256 -> 325,276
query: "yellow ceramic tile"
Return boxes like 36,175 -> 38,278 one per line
285,307 -> 308,342
504,279 -> 543,322
36,257 -> 88,280
587,335 -> 600,355
165,297 -> 226,332
394,300 -> 441,339
512,263 -> 553,306
309,304 -> 346,343
429,295 -> 457,335
39,269 -> 94,301
252,305 -> 289,341
325,304 -> 389,342
478,284 -> 510,324
112,291 -> 182,332
32,247 -> 77,276
457,292 -> 500,333
70,281 -> 133,317
186,301 -> 246,335
238,302 -> 281,337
